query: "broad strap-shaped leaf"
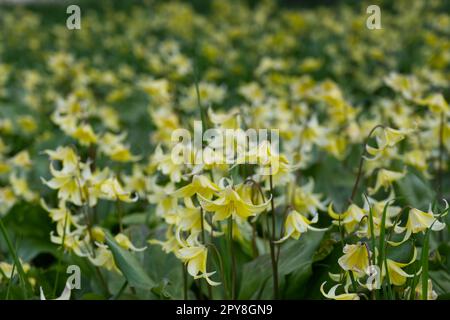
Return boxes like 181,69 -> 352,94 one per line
104,231 -> 155,290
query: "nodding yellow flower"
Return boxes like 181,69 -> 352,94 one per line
10,173 -> 36,202
418,93 -> 449,114
404,149 -> 429,176
328,203 -> 366,234
366,127 -> 409,159
115,233 -> 146,252
177,245 -> 220,286
149,226 -> 180,254
208,107 -> 240,129
141,78 -> 172,104
17,115 -> 38,134
100,132 -> 140,163
71,124 -> 98,146
338,243 -> 371,277
357,196 -> 401,238
97,106 -> 120,131
89,244 -> 119,272
368,168 -> 406,195
173,174 -> 219,200
275,209 -> 326,243
50,229 -> 89,257
41,199 -> 81,231
292,178 -> 328,216
384,73 -> 423,101
243,140 -> 294,185
9,150 -> 32,169
152,145 -> 183,183
389,203 -> 447,246
42,162 -> 83,206
147,178 -> 177,220
176,198 -> 212,233
0,187 -> 16,215
44,146 -> 79,172
199,182 -> 270,222
122,165 -> 147,198
100,177 -> 138,203
320,282 -> 360,300
383,248 -> 417,286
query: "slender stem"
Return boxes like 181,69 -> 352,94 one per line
437,112 -> 444,199
350,125 -> 384,202
251,219 -> 258,258
199,208 -> 212,299
53,211 -> 69,298
116,201 -> 124,233
182,263 -> 188,300
268,173 -> 279,299
110,280 -> 128,300
0,218 -> 31,297
206,243 -> 229,299
5,263 -> 15,300
228,216 -> 237,300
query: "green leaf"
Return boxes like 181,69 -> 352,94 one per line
239,230 -> 325,299
396,173 -> 435,209
104,231 -> 155,291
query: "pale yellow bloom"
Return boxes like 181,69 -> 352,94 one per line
320,282 -> 360,300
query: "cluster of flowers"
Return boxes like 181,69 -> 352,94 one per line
0,0 -> 448,299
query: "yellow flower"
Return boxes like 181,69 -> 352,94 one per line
275,209 -> 326,243
383,248 -> 416,286
418,93 -> 449,114
149,227 -> 180,254
44,146 -> 79,172
71,124 -> 98,146
99,132 -> 140,163
177,245 -> 220,286
89,244 -> 118,272
368,168 -> 405,195
199,182 -> 270,222
390,204 -> 447,246
328,203 -> 366,234
320,282 -> 360,300
9,150 -> 32,169
100,177 -> 138,203
366,127 -> 409,159
208,107 -> 240,129
338,243 -> 371,277
292,178 -> 327,216
10,173 -> 36,202
42,162 -> 83,206
0,187 -> 16,215
173,174 -> 219,200
17,115 -> 38,134
115,233 -> 146,252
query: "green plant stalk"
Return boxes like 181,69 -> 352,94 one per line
378,200 -> 393,299
268,173 -> 279,299
5,263 -> 15,300
53,211 -> 69,298
181,263 -> 188,300
350,125 -> 384,202
0,218 -> 32,297
206,242 -> 229,299
198,208 -> 213,299
111,280 -> 128,300
421,230 -> 430,300
228,216 -> 237,300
